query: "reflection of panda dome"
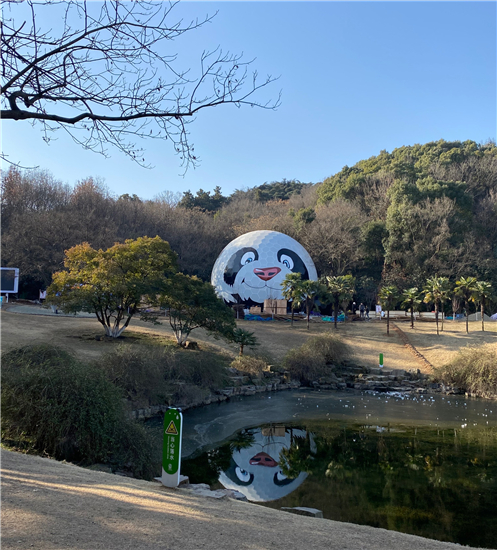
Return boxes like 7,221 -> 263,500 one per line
217,428 -> 310,502
211,230 -> 317,305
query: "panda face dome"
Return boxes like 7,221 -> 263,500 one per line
211,230 -> 317,305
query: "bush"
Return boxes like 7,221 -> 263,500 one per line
96,344 -> 176,406
231,355 -> 269,378
282,347 -> 327,384
282,334 -> 351,385
1,345 -> 157,479
435,345 -> 497,398
304,334 -> 351,365
95,343 -> 229,407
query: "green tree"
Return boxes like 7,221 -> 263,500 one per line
155,273 -> 236,346
301,279 -> 323,330
438,278 -> 453,332
281,272 -> 305,327
454,276 -> 478,334
401,287 -> 422,329
47,236 -> 177,337
324,275 -> 355,330
423,276 -> 450,336
228,328 -> 259,356
472,281 -> 493,332
378,285 -> 399,336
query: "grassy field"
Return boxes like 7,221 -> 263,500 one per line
2,304 -> 496,373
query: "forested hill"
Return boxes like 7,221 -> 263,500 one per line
2,139 -> 496,301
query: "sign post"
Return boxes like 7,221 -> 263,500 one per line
379,353 -> 384,369
161,407 -> 183,488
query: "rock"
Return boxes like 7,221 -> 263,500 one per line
184,341 -> 199,350
179,484 -> 247,501
281,507 -> 323,518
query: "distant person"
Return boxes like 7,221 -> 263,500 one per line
352,301 -> 357,314
365,305 -> 370,319
359,303 -> 365,319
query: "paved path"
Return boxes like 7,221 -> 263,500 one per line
2,449 -> 485,550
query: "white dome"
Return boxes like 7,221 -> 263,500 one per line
211,230 -> 317,305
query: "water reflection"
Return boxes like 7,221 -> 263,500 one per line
218,426 -> 314,502
183,421 -> 497,548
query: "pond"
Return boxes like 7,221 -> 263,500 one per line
147,390 -> 497,548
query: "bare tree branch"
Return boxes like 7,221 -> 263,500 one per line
1,0 -> 280,169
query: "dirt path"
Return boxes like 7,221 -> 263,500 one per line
2,448 -> 485,550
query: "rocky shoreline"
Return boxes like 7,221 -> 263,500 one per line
130,363 -> 467,421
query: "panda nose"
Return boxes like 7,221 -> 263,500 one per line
254,267 -> 281,281
249,452 -> 278,467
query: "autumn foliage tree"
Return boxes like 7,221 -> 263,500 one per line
47,236 -> 177,337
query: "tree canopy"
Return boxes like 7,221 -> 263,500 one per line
154,273 -> 236,346
47,236 -> 177,337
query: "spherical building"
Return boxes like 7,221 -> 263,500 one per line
211,230 -> 317,306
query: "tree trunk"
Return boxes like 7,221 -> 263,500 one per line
465,300 -> 469,334
410,307 -> 414,329
306,301 -> 311,330
481,302 -> 485,332
104,324 -> 127,338
240,344 -> 244,356
435,302 -> 439,336
291,306 -> 295,327
386,309 -> 390,335
334,297 -> 339,330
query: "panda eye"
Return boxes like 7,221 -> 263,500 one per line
241,251 -> 256,265
275,470 -> 288,482
280,254 -> 294,270
235,467 -> 252,482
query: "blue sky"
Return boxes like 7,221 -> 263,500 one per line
2,1 -> 496,199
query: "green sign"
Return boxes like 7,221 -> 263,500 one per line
161,408 -> 183,486
379,353 -> 384,367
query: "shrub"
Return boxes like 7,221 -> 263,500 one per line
435,345 -> 497,398
282,333 -> 351,385
231,355 -> 269,378
304,334 -> 351,365
282,347 -> 327,384
1,345 -> 157,479
95,343 -> 229,407
175,348 -> 229,389
96,344 -> 176,406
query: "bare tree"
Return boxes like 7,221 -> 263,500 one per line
1,1 -> 280,168
301,200 -> 363,276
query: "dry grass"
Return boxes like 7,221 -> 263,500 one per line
2,305 -> 497,375
395,319 -> 497,368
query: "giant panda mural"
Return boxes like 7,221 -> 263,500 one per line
211,230 -> 317,306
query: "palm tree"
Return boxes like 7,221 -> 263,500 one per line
378,285 -> 399,335
300,279 -> 322,330
473,280 -> 493,332
324,275 -> 355,330
454,276 -> 478,334
229,328 -> 259,356
401,287 -> 421,329
281,272 -> 304,327
423,275 -> 450,336
438,278 -> 452,332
